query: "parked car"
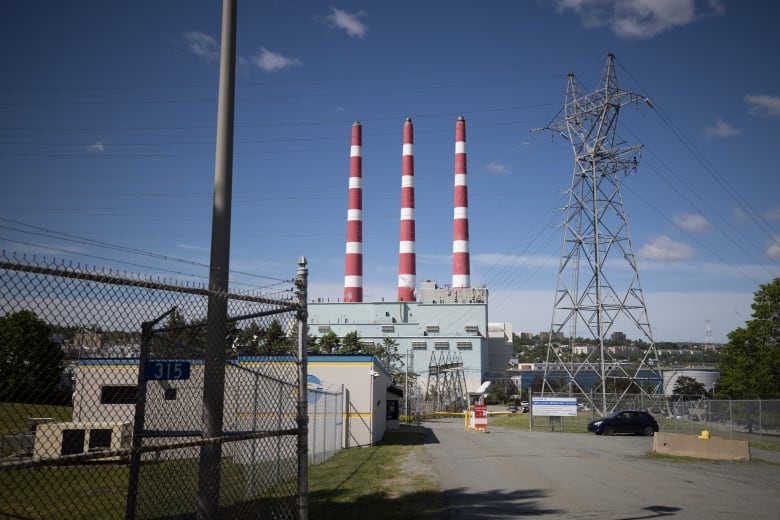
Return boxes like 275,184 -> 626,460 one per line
587,410 -> 659,436
507,404 -> 518,413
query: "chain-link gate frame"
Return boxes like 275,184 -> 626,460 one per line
0,252 -> 309,519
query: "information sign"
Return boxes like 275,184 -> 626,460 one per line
144,360 -> 190,381
531,397 -> 578,417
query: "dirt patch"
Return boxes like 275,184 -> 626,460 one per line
385,426 -> 440,498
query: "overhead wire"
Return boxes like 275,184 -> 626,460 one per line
616,58 -> 779,252
0,218 -> 292,290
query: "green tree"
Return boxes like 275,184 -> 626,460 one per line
0,310 -> 68,404
339,331 -> 362,354
258,320 -> 294,355
157,309 -> 207,358
233,321 -> 264,356
672,375 -> 709,400
318,331 -> 340,354
717,278 -> 780,398
306,332 -> 321,355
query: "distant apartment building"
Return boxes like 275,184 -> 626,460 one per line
610,331 -> 627,342
539,331 -> 565,343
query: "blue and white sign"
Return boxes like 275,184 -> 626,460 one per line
144,360 -> 190,381
531,397 -> 578,417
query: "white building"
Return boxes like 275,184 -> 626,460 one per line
308,282 -> 513,394
60,354 -> 397,463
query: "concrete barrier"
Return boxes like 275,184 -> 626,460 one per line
653,431 -> 749,461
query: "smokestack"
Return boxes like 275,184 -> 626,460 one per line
397,118 -> 417,302
452,116 -> 470,288
344,121 -> 363,302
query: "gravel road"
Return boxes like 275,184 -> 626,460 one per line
422,417 -> 780,519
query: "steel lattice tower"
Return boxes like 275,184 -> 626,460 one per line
535,54 -> 660,415
424,351 -> 468,412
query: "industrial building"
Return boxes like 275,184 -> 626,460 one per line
308,117 -> 513,399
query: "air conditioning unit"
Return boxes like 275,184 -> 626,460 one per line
33,422 -> 132,461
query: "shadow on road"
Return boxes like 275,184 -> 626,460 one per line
618,505 -> 682,519
439,487 -> 563,518
379,425 -> 440,445
309,486 -> 562,519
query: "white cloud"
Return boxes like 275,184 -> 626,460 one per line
767,237 -> 780,260
637,235 -> 695,261
251,47 -> 302,73
472,253 -> 557,268
734,207 -> 750,223
765,207 -> 780,220
551,0 -> 721,40
483,162 -> 508,174
182,31 -> 219,64
704,118 -> 740,139
322,7 -> 368,38
745,94 -> 780,117
673,213 -> 711,232
86,141 -> 105,153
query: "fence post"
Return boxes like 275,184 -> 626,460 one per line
729,398 -> 733,438
125,320 -> 152,520
296,257 -> 309,520
125,307 -> 177,520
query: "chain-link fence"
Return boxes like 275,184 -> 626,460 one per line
0,252 -> 311,519
528,391 -> 780,444
306,381 -> 343,466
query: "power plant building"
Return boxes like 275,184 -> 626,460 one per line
309,117 -> 514,396
309,283 -> 497,393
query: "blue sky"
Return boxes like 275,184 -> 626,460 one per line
2,0 -> 779,343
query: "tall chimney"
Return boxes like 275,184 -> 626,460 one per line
397,118 -> 417,301
452,116 -> 470,288
344,121 -> 363,302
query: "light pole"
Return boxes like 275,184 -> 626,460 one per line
405,349 -> 409,424
369,368 -> 379,444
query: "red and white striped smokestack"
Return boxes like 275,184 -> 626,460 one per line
452,116 -> 471,288
344,121 -> 363,302
397,117 -> 417,302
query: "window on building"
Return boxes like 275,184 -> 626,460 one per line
456,341 -> 473,350
381,324 -> 395,333
464,325 -> 479,333
88,429 -> 112,451
411,341 -> 427,350
434,341 -> 449,350
100,385 -> 137,405
426,324 -> 440,333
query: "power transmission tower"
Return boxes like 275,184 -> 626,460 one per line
424,351 -> 468,412
534,54 -> 661,415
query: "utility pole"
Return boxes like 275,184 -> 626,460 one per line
533,54 -> 660,415
198,0 -> 236,518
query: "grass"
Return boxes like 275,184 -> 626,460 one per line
0,401 -> 73,436
309,428 -> 445,519
1,426 -> 443,519
0,464 -> 129,519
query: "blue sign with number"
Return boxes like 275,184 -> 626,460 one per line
144,361 -> 190,381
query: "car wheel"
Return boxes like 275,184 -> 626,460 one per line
642,426 -> 655,437
603,425 -> 614,436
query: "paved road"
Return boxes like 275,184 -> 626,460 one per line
422,417 -> 780,519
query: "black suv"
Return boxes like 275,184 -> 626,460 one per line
587,410 -> 659,436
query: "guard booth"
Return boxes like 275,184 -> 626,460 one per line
466,381 -> 491,432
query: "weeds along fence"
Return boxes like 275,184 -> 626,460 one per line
0,252 -> 315,520
527,391 -> 780,444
